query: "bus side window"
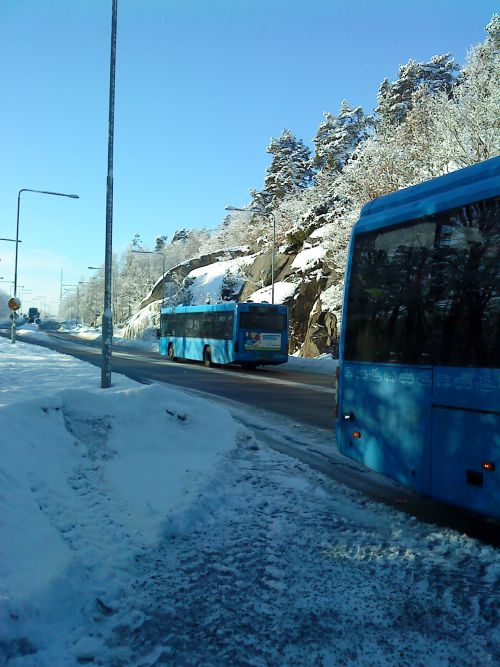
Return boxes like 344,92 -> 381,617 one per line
201,312 -> 214,338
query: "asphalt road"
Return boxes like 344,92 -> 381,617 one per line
15,329 -> 337,430
3,326 -> 499,546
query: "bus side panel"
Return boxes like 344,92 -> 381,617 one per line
431,408 -> 500,519
181,337 -> 235,364
159,337 -> 168,356
338,363 -> 432,494
181,337 -> 198,361
211,338 -> 235,365
433,367 -> 500,414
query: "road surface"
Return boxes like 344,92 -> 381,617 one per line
2,326 -> 499,546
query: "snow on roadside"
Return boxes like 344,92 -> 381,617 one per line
0,336 -> 498,667
0,338 -> 247,664
14,318 -> 339,373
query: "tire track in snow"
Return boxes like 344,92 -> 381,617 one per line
105,440 -> 499,667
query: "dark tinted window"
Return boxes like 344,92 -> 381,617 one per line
239,312 -> 287,332
432,198 -> 500,368
344,196 -> 499,368
344,221 -> 434,364
161,313 -> 183,337
164,311 -> 234,339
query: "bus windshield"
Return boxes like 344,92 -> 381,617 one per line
344,196 -> 500,368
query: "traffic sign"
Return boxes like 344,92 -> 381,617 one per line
8,297 -> 21,310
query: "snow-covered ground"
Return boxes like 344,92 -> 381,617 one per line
0,334 -> 499,667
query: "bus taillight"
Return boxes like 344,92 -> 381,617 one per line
482,461 -> 496,472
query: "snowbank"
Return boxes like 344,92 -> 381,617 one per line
0,338 -> 246,664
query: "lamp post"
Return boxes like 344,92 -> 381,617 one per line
132,250 -> 166,307
12,188 -> 79,343
225,205 -> 276,304
101,0 -> 118,389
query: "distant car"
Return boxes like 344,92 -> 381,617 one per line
28,307 -> 41,323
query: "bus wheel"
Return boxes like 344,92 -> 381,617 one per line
168,344 -> 177,361
203,346 -> 213,367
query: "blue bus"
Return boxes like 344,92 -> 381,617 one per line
158,302 -> 289,368
336,156 -> 500,519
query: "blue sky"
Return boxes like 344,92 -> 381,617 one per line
0,0 -> 497,309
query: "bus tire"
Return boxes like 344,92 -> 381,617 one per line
203,346 -> 213,368
167,344 -> 177,361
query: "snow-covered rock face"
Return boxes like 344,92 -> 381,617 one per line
130,221 -> 345,357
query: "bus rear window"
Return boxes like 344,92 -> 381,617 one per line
239,312 -> 287,332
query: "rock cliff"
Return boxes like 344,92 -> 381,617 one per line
128,219 -> 343,357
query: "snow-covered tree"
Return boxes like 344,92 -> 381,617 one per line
255,129 -> 313,208
376,53 -> 458,125
155,236 -> 168,251
428,14 -> 500,167
312,102 -> 373,174
220,268 -> 243,301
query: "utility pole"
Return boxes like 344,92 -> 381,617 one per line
101,0 -> 118,388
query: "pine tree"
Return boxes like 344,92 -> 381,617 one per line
155,236 -> 167,251
131,233 -> 143,250
258,129 -> 313,208
220,268 -> 241,301
312,102 -> 373,174
429,14 -> 500,167
376,53 -> 458,125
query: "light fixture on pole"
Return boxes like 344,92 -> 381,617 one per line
132,250 -> 166,307
11,188 -> 79,343
225,205 -> 276,304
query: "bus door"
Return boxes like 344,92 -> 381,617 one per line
428,200 -> 500,517
340,220 -> 437,494
339,363 -> 433,494
173,312 -> 186,358
430,369 -> 500,518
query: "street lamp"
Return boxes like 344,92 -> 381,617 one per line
101,0 -> 118,390
132,250 -> 166,307
225,205 -> 276,304
11,188 -> 79,343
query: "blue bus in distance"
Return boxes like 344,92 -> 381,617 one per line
158,302 -> 289,368
336,156 -> 500,519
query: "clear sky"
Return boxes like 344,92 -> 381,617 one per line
0,0 -> 497,310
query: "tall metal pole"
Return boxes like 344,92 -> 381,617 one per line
101,0 -> 118,388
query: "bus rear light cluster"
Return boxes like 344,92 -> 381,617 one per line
482,461 -> 496,472
352,431 -> 361,439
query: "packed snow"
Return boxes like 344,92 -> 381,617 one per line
186,256 -> 254,305
245,280 -> 299,305
0,334 -> 498,667
291,244 -> 326,273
